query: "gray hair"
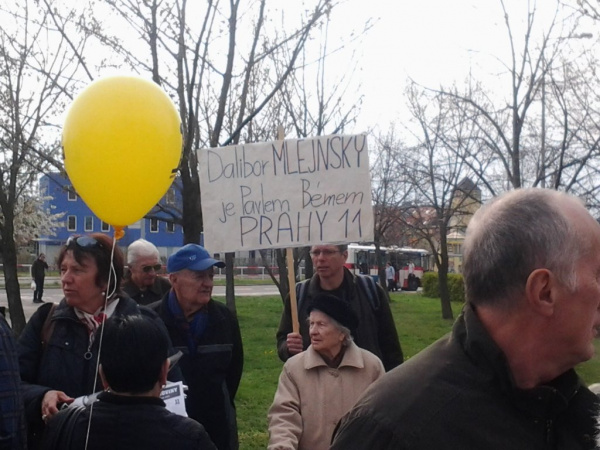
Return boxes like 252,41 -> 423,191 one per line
463,188 -> 583,308
337,244 -> 348,252
127,239 -> 160,265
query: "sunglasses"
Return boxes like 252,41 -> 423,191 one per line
66,235 -> 101,249
142,264 -> 162,273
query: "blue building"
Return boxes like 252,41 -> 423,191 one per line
38,173 -> 184,266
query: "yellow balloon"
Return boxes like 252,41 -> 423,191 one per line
62,76 -> 182,229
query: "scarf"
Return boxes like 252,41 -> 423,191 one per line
74,298 -> 120,346
167,290 -> 209,354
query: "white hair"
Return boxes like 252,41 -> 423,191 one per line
127,239 -> 160,265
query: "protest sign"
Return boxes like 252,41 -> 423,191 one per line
198,134 -> 374,253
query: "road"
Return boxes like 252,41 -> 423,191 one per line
1,284 -> 281,323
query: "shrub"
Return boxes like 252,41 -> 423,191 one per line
422,272 -> 438,298
421,272 -> 465,303
447,273 -> 465,303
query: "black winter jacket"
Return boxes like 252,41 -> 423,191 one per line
151,295 -> 243,450
41,392 -> 217,450
276,268 -> 403,371
331,304 -> 599,450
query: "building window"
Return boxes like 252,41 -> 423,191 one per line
150,218 -> 159,233
165,188 -> 176,205
84,216 -> 93,232
67,186 -> 77,201
101,221 -> 110,232
166,221 -> 175,233
67,215 -> 77,231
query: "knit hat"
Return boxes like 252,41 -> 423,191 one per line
307,293 -> 359,332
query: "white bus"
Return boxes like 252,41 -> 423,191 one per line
344,243 -> 430,290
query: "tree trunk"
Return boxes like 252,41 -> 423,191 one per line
437,253 -> 454,320
225,252 -> 236,316
304,246 -> 313,280
2,227 -> 25,334
180,157 -> 202,244
276,249 -> 289,301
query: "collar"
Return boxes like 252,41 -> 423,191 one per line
457,304 -> 584,419
98,391 -> 165,407
304,341 -> 365,370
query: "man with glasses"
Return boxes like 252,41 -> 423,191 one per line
122,239 -> 171,306
151,244 -> 243,450
276,244 -> 403,371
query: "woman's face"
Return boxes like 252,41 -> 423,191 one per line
309,310 -> 345,359
60,250 -> 106,313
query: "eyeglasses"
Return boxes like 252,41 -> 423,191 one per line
310,249 -> 341,257
66,235 -> 101,249
142,264 -> 162,273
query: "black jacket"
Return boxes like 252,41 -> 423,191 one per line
41,392 -> 217,450
276,268 -> 403,371
30,259 -> 48,282
122,276 -> 172,306
331,304 -> 599,450
18,296 -> 181,449
151,295 -> 243,450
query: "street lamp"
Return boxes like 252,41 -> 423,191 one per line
540,32 -> 593,188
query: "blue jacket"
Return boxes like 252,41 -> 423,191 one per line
151,295 -> 243,450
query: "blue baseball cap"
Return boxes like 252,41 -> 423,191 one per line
167,244 -> 225,273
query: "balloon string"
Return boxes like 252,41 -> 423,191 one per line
84,235 -> 118,450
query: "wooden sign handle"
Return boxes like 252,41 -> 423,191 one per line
276,125 -> 299,333
286,248 -> 299,334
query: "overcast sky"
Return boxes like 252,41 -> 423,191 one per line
334,0 -> 594,133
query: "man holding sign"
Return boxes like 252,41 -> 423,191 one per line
276,244 -> 403,372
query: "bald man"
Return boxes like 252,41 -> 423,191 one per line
332,188 -> 600,450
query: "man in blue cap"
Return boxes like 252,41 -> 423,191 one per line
150,244 -> 243,450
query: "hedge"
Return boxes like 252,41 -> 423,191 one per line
422,272 -> 465,303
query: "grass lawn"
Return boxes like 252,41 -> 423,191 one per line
233,292 -> 600,449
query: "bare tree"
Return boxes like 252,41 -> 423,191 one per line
0,1 -> 82,333
369,127 -> 414,289
393,83 -> 484,319
431,1 -> 599,195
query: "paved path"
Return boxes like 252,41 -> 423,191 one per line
1,285 -> 281,323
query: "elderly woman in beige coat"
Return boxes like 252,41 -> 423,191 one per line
267,293 -> 384,450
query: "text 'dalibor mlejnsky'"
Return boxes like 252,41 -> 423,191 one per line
198,134 -> 374,253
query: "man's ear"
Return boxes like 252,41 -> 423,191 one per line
99,365 -> 110,391
159,359 -> 169,387
525,268 -> 555,316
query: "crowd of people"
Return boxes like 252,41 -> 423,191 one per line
1,187 -> 600,449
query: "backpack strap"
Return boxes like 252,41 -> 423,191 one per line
41,303 -> 57,350
355,275 -> 380,311
297,276 -> 381,311
295,279 -> 310,311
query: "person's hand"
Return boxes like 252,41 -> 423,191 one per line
286,332 -> 303,356
41,390 -> 74,422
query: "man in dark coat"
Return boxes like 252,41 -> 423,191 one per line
0,313 -> 26,450
331,189 -> 600,450
277,244 -> 403,372
31,254 -> 48,304
122,239 -> 171,306
151,244 -> 243,450
41,315 -> 216,450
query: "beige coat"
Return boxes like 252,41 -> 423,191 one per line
267,341 -> 384,450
